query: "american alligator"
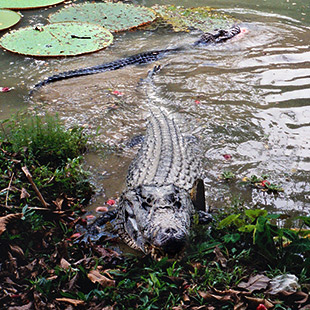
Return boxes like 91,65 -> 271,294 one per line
113,106 -> 209,259
30,25 -> 241,93
89,67 -> 210,259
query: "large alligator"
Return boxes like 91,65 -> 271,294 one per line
30,25 -> 241,93
89,67 -> 211,259
115,107 -> 209,259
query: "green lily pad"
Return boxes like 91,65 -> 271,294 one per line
49,2 -> 157,32
0,22 -> 113,56
0,0 -> 65,9
153,5 -> 237,33
0,9 -> 21,30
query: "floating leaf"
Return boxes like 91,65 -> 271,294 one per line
153,5 -> 237,33
49,2 -> 157,32
0,22 -> 113,57
0,0 -> 65,10
0,9 -> 21,30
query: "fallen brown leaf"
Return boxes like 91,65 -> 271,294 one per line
60,258 -> 71,270
234,301 -> 247,310
238,274 -> 271,293
244,296 -> 274,309
183,293 -> 190,302
20,188 -> 30,199
0,213 -> 23,235
67,273 -> 79,290
277,290 -> 309,304
9,244 -> 25,258
198,290 -> 234,302
213,245 -> 227,268
53,197 -> 64,210
87,269 -> 115,287
92,245 -> 119,261
33,291 -> 47,309
163,275 -> 187,287
8,301 -> 33,310
56,298 -> 85,306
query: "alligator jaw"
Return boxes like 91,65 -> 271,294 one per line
146,244 -> 186,261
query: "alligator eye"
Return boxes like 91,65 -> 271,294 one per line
146,197 -> 153,204
142,202 -> 151,210
167,194 -> 175,204
174,201 -> 181,209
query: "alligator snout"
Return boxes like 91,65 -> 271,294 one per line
153,227 -> 187,255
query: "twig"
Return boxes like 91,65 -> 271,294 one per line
0,122 -> 8,140
22,166 -> 49,208
5,172 -> 14,209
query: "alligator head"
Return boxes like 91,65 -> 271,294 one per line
116,183 -> 194,259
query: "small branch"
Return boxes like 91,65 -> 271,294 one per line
22,166 -> 49,208
5,172 -> 14,209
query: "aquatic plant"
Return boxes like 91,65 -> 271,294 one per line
0,22 -> 113,56
153,4 -> 238,33
0,9 -> 21,31
0,0 -> 65,10
49,2 -> 157,32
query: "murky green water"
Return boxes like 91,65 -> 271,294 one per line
0,0 -> 309,215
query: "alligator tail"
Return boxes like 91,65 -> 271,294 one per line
30,48 -> 177,94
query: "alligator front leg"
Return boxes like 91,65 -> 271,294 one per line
87,210 -> 117,234
196,210 -> 213,225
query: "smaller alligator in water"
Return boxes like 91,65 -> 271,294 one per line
30,25 -> 241,93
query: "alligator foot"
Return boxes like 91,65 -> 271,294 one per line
87,210 -> 117,234
197,210 -> 213,225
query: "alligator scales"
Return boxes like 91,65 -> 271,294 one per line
114,107 -> 206,258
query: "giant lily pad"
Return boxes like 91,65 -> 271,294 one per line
0,9 -> 21,30
49,2 -> 156,32
0,0 -> 65,9
0,22 -> 113,56
153,5 -> 237,33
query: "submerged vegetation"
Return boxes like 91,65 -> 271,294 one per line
0,114 -> 309,309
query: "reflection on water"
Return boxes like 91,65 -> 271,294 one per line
0,1 -> 309,214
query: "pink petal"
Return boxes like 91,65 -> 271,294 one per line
106,199 -> 115,206
0,87 -> 11,92
96,206 -> 109,213
112,90 -> 123,96
261,180 -> 270,187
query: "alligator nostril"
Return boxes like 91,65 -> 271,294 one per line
164,227 -> 177,235
153,228 -> 187,255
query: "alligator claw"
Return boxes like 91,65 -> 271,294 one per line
87,210 -> 117,234
197,210 -> 213,225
